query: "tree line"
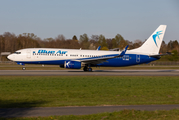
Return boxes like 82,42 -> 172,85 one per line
0,32 -> 178,61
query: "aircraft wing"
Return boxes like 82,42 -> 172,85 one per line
79,45 -> 128,65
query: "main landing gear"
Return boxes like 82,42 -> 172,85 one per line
83,65 -> 92,72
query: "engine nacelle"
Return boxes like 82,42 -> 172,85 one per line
64,61 -> 81,69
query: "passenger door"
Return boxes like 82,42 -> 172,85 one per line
26,50 -> 31,59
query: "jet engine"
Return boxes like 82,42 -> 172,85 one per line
64,61 -> 81,69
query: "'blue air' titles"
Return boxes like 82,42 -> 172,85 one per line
35,50 -> 67,54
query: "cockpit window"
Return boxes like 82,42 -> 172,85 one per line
15,52 -> 21,54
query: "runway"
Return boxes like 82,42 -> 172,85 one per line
0,69 -> 179,76
1,105 -> 179,118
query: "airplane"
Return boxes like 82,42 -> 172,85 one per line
7,25 -> 167,71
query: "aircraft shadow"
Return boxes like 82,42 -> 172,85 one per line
0,99 -> 48,118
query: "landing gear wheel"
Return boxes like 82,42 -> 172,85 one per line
22,67 -> 26,70
83,66 -> 92,72
83,66 -> 88,71
88,68 -> 92,72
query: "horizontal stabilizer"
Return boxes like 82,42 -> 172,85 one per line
149,52 -> 171,57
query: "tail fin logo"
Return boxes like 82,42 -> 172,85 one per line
152,31 -> 162,47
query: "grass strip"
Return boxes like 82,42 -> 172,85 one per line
0,76 -> 179,108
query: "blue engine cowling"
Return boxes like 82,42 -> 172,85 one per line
64,61 -> 81,69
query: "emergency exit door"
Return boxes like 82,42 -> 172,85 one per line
136,54 -> 140,63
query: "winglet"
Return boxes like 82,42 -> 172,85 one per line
96,46 -> 101,50
118,45 -> 128,57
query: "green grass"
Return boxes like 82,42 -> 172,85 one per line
1,109 -> 179,120
0,76 -> 179,108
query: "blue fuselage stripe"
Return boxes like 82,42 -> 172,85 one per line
15,54 -> 159,67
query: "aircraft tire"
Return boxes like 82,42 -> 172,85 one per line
88,68 -> 92,72
83,66 -> 88,71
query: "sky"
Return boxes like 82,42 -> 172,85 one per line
0,0 -> 179,43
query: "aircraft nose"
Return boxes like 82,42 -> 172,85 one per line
7,54 -> 13,61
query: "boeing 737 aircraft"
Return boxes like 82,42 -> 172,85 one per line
7,25 -> 167,71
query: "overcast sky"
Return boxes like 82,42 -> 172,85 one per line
0,0 -> 178,43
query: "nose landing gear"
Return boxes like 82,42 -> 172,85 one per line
22,66 -> 26,70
